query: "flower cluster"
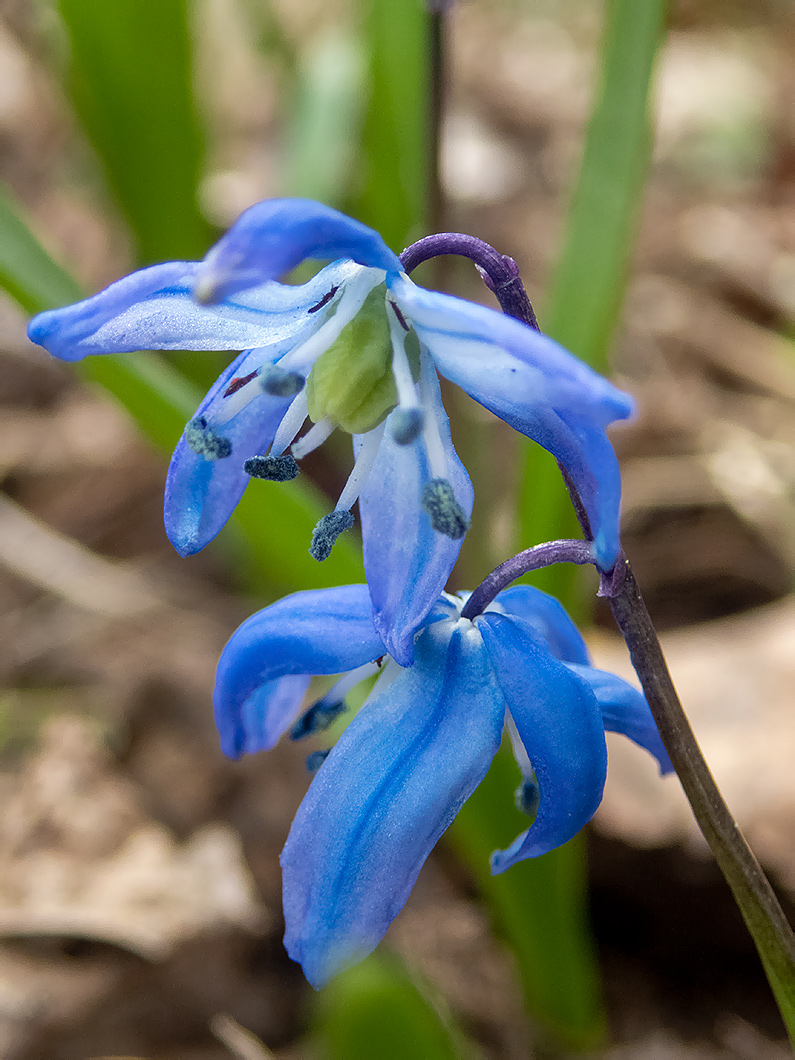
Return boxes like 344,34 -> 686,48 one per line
27,198 -> 668,988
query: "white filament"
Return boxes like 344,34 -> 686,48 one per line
279,269 -> 384,375
505,711 -> 533,778
335,422 -> 386,512
387,300 -> 420,411
321,660 -> 382,707
418,351 -> 447,477
291,418 -> 335,460
270,389 -> 309,457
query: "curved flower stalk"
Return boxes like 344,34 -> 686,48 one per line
213,582 -> 672,988
27,199 -> 632,663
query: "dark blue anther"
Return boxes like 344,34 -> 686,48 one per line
291,699 -> 347,741
259,364 -> 305,397
309,510 -> 355,561
421,478 -> 469,539
245,454 -> 300,482
515,777 -> 540,818
305,749 -> 331,774
184,417 -> 232,460
390,407 -> 425,446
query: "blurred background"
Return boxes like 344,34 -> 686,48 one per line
0,0 -> 794,1057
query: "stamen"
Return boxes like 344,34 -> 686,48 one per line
387,301 -> 423,445
307,286 -> 340,314
292,660 -> 381,740
417,351 -> 447,476
421,478 -> 469,539
282,271 -> 382,376
309,510 -> 355,561
390,299 -> 410,332
506,712 -> 532,776
391,407 -> 425,446
245,454 -> 300,482
306,749 -> 331,773
224,370 -> 259,397
270,390 -> 309,457
291,419 -> 335,461
335,423 -> 385,513
291,699 -> 347,740
259,363 -> 305,397
515,777 -> 540,818
184,417 -> 232,460
507,709 -> 540,817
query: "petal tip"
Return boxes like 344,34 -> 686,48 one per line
27,311 -> 52,347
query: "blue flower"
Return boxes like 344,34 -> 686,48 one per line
27,199 -> 633,663
213,581 -> 672,988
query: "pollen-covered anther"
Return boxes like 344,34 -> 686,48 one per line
390,407 -> 424,445
259,364 -> 306,397
184,416 -> 232,460
305,749 -> 331,774
421,478 -> 470,539
309,510 -> 355,561
515,777 -> 540,818
244,454 -> 300,482
291,699 -> 347,741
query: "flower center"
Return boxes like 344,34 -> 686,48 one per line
305,287 -> 419,435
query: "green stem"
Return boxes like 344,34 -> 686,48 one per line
428,8 -> 445,238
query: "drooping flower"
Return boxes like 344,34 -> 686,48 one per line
213,582 -> 672,988
27,199 -> 633,663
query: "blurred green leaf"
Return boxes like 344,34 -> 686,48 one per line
283,30 -> 366,206
54,0 -> 212,263
316,951 -> 478,1060
544,0 -> 668,367
0,186 -> 361,590
0,186 -> 83,310
518,0 -> 668,589
352,0 -> 428,250
452,745 -> 605,1052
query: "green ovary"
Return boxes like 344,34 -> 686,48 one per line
305,288 -> 398,435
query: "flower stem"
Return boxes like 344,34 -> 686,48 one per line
460,539 -> 593,620
399,233 -> 540,330
607,560 -> 795,1044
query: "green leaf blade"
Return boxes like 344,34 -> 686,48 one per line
55,0 -> 213,263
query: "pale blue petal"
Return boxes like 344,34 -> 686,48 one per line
27,259 -> 357,362
195,198 -> 402,303
163,349 -> 293,556
566,664 -> 673,775
358,368 -> 473,666
494,585 -> 591,665
213,585 -> 384,759
390,276 -> 631,568
478,612 -> 607,871
281,620 -> 504,988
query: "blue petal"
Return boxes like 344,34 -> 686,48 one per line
494,585 -> 591,665
478,612 -> 608,870
358,366 -> 473,666
566,664 -> 673,775
163,349 -> 293,556
213,585 -> 384,759
27,259 -> 358,362
390,276 -> 632,568
281,619 -> 505,987
195,199 -> 402,303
